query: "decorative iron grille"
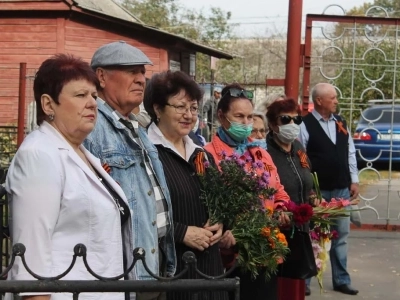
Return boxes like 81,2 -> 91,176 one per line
0,238 -> 239,299
303,4 -> 400,227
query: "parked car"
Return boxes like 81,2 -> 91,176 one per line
353,102 -> 400,164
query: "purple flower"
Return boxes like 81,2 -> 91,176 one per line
258,179 -> 267,189
220,150 -> 227,158
236,159 -> 245,167
231,152 -> 240,160
261,171 -> 270,184
255,160 -> 264,168
243,152 -> 252,162
204,161 -> 210,168
251,162 -> 258,169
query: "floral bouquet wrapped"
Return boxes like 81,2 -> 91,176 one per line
310,173 -> 351,292
281,172 -> 351,290
198,151 -> 289,279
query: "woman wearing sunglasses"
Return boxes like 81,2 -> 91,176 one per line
266,98 -> 319,300
204,83 -> 290,300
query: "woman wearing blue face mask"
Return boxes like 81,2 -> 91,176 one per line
266,98 -> 320,300
251,110 -> 268,148
204,83 -> 291,300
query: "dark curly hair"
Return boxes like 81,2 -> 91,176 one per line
143,70 -> 203,123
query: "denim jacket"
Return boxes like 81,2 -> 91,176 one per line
84,99 -> 176,280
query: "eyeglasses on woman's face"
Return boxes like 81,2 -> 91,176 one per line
165,103 -> 199,115
251,128 -> 266,134
277,115 -> 303,125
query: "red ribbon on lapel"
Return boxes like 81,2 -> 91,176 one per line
263,163 -> 274,172
102,163 -> 111,174
335,121 -> 348,135
297,150 -> 310,169
194,151 -> 206,175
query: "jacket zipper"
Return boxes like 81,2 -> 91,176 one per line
288,155 -> 304,204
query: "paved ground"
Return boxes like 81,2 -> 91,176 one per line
308,230 -> 400,300
359,181 -> 400,225
356,165 -> 400,227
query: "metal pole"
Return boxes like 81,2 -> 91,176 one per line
17,62 -> 27,148
285,0 -> 303,99
0,279 -> 238,293
301,16 -> 313,115
234,277 -> 240,300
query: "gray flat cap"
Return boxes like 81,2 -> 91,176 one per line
91,40 -> 153,68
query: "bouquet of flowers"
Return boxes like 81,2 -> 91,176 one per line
310,173 -> 350,291
282,172 -> 351,291
198,151 -> 289,279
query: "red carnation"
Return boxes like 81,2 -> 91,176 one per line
330,230 -> 339,240
284,201 -> 297,212
293,203 -> 314,225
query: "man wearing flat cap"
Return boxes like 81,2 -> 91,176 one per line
84,41 -> 176,300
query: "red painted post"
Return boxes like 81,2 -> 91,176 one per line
302,16 -> 313,115
285,0 -> 303,99
17,62 -> 27,148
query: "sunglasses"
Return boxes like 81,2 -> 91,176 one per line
222,88 -> 254,100
277,115 -> 303,125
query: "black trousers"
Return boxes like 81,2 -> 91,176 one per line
228,268 -> 278,300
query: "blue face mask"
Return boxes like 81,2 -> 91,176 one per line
226,118 -> 253,142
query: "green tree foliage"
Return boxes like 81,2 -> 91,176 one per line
120,0 -> 236,82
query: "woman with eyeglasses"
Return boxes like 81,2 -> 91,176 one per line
251,110 -> 268,145
204,83 -> 291,300
266,98 -> 319,300
143,70 -> 227,300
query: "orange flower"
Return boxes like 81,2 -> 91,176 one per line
268,237 -> 276,249
260,196 -> 274,216
261,227 -> 271,237
277,232 -> 288,247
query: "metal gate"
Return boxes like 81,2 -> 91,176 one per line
302,4 -> 400,228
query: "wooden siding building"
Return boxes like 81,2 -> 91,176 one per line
0,0 -> 232,125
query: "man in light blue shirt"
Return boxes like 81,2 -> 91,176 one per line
299,83 -> 359,296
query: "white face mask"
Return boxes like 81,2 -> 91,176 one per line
275,123 -> 300,144
192,118 -> 200,133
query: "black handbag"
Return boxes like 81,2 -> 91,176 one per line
277,228 -> 318,279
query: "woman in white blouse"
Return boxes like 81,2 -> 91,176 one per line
6,54 -> 133,300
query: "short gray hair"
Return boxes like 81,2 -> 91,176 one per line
253,110 -> 267,128
255,93 -> 286,114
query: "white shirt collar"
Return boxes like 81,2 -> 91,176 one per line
311,109 -> 336,121
147,123 -> 202,162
